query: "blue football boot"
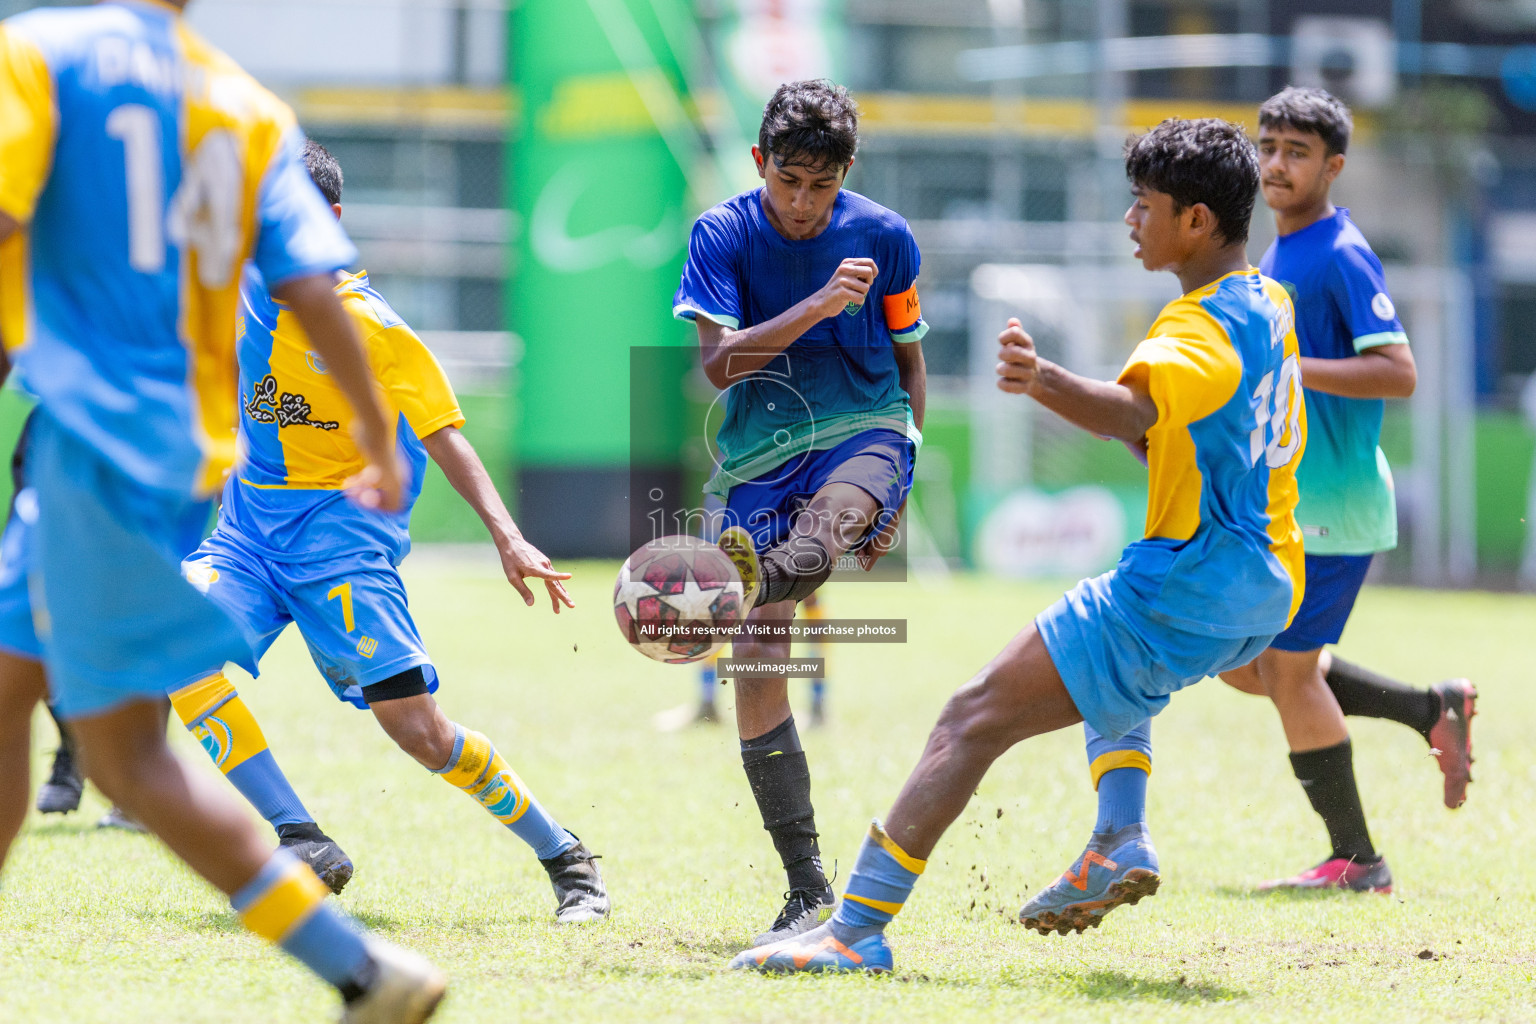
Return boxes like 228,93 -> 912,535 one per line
728,921 -> 893,974
1018,822 -> 1161,935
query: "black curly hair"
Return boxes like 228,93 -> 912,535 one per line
1125,118 -> 1259,246
758,79 -> 858,173
302,139 -> 343,206
1259,86 -> 1353,157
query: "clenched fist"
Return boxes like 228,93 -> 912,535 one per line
995,318 -> 1040,395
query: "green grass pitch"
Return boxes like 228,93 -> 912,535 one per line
0,555 -> 1531,1023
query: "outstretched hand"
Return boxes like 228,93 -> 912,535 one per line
498,534 -> 575,613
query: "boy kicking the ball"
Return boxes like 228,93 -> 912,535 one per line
170,142 -> 609,923
733,118 -> 1307,974
672,79 -> 927,946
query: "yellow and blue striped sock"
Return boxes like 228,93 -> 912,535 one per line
170,674 -> 312,829
832,821 -> 927,929
1086,720 -> 1151,834
433,724 -> 575,860
231,850 -> 370,991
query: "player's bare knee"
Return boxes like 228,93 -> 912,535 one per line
1220,664 -> 1265,696
363,668 -> 447,763
933,680 -> 1022,759
377,710 -> 450,767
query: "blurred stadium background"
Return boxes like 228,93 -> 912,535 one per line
5,0 -> 1536,587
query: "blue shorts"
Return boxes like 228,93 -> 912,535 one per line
0,491 -> 41,661
184,528 -> 436,710
14,412 -> 251,719
1269,553 -> 1374,652
1036,571 -> 1276,740
716,429 -> 916,552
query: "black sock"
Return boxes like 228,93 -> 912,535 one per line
741,716 -> 826,892
46,703 -> 74,751
1289,739 -> 1377,862
757,536 -> 835,607
1325,656 -> 1440,743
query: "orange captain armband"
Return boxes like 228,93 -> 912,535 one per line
882,284 -> 922,334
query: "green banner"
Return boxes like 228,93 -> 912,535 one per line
712,0 -> 846,152
509,0 -> 693,468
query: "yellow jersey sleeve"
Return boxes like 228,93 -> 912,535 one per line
0,27 -> 55,223
366,323 -> 465,439
1117,304 -> 1243,430
0,27 -> 54,355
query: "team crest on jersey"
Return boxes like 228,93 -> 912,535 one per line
245,374 -> 340,431
843,301 -> 863,316
305,351 -> 330,375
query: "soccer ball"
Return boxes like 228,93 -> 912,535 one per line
614,536 -> 746,664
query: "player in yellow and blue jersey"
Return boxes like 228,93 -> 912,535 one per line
673,80 -> 926,946
0,3 -> 445,1020
170,142 -> 609,924
733,119 -> 1307,974
1043,90 -> 1479,917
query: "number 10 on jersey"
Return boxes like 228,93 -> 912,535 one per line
1250,354 -> 1303,469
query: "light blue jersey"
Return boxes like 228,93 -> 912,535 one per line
187,266 -> 461,707
1038,269 -> 1308,739
222,265 -> 462,565
0,1 -> 354,498
0,1 -> 355,714
1110,270 -> 1306,638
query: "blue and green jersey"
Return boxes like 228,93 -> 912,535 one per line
1260,207 -> 1404,556
673,188 -> 926,499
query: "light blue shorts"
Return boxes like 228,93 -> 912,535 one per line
17,412 -> 250,718
1036,570 -> 1275,741
183,527 -> 436,710
0,490 -> 41,662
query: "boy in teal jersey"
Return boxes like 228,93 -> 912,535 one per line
1222,87 -> 1474,889
0,3 -> 444,1020
170,142 -> 609,924
732,119 -> 1308,974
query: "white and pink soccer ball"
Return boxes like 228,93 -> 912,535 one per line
613,536 -> 746,664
